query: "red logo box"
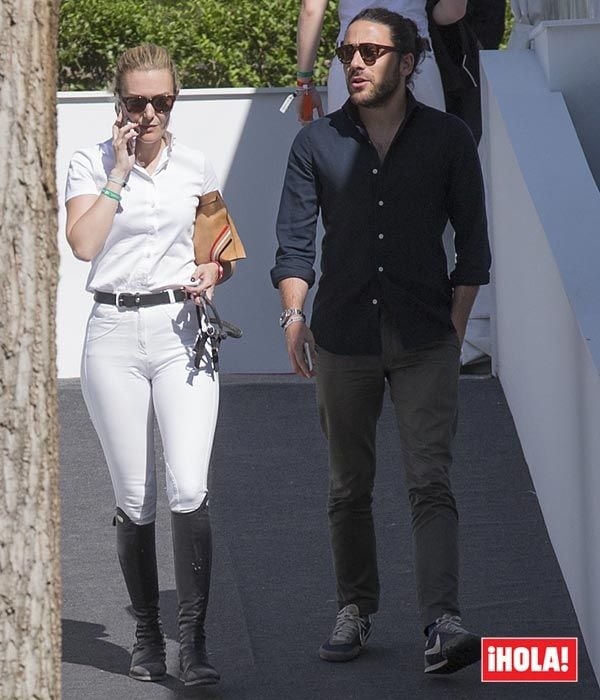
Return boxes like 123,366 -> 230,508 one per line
481,637 -> 578,682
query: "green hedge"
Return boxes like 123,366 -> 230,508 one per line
500,1 -> 515,49
58,0 -> 339,91
58,0 -> 514,91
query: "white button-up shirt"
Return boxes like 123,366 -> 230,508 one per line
65,134 -> 219,293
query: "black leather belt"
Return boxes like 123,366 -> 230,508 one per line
94,289 -> 188,308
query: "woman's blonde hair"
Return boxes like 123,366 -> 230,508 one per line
114,43 -> 180,95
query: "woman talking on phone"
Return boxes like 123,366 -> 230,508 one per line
65,44 -> 231,687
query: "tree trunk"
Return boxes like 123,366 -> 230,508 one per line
0,2 -> 61,698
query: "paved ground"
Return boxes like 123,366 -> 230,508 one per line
60,375 -> 600,699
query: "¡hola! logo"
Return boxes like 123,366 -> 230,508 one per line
481,638 -> 578,682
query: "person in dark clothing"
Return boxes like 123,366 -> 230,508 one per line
427,0 -> 505,142
272,8 -> 490,674
466,0 -> 506,50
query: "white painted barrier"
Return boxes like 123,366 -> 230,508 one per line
481,19 -> 600,684
57,88 -> 326,377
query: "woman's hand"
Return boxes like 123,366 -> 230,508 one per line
184,262 -> 220,303
111,110 -> 137,176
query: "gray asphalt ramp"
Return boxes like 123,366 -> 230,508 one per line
60,376 -> 600,699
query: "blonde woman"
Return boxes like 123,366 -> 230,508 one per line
65,44 -> 229,687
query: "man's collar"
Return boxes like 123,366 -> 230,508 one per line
341,88 -> 421,133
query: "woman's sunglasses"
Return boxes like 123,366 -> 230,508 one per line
120,94 -> 177,114
335,42 -> 401,66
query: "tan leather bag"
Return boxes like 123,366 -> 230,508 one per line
193,190 -> 246,264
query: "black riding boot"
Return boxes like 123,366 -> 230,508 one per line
115,508 -> 166,681
171,498 -> 220,687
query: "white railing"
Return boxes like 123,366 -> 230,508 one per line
481,19 -> 600,685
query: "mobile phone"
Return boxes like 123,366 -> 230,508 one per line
303,341 -> 314,372
115,102 -> 127,128
115,102 -> 137,154
127,129 -> 137,156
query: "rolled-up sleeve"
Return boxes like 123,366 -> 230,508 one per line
446,120 -> 491,288
270,128 -> 319,289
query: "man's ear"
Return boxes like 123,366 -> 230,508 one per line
400,52 -> 415,78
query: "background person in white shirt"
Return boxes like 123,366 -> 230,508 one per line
65,44 -> 229,689
295,0 -> 467,121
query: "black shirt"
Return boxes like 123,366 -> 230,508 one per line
271,92 -> 491,355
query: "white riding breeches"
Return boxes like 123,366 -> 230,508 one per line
81,299 -> 219,525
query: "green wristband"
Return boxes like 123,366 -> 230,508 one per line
297,70 -> 314,78
100,187 -> 122,202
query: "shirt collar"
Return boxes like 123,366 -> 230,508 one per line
131,131 -> 174,177
341,88 -> 422,137
156,131 -> 175,171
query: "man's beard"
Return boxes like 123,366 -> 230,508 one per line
348,69 -> 402,109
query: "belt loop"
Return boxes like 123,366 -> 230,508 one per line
167,289 -> 176,304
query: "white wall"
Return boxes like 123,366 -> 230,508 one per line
481,21 -> 600,683
531,19 -> 600,188
57,88 -> 326,377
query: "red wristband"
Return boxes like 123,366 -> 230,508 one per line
210,261 -> 224,281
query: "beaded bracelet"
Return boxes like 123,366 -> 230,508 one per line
107,174 -> 128,188
100,187 -> 122,202
283,315 -> 305,331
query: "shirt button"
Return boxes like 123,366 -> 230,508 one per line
378,200 -> 384,206
378,234 -> 384,240
372,299 -> 378,305
378,266 -> 384,272
372,168 -> 378,175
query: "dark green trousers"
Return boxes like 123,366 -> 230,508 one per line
315,313 -> 461,631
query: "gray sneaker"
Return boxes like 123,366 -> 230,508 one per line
319,604 -> 373,662
424,614 -> 481,674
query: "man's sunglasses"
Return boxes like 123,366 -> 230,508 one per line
120,94 -> 177,114
335,42 -> 401,66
